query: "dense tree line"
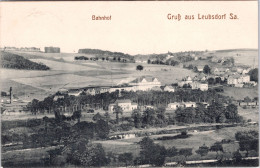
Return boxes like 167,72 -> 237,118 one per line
248,68 -> 258,82
175,103 -> 242,124
27,89 -> 233,116
1,52 -> 50,70
149,59 -> 179,66
235,130 -> 258,157
78,48 -> 134,62
129,102 -> 242,129
74,56 -> 89,60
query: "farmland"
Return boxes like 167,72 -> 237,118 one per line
203,49 -> 258,67
1,51 -> 196,101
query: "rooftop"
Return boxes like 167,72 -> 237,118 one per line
130,76 -> 158,83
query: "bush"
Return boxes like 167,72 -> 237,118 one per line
119,123 -> 133,131
221,139 -> 234,144
27,119 -> 42,127
181,131 -> 187,136
51,155 -> 66,166
156,134 -> 191,140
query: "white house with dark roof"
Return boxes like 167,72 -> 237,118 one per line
128,76 -> 161,91
191,82 -> 208,91
108,99 -> 138,112
178,76 -> 193,87
167,102 -> 197,110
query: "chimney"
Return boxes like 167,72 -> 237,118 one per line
9,87 -> 12,104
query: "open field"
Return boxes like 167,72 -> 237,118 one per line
238,107 -> 259,122
29,59 -> 100,71
203,49 -> 258,67
221,86 -> 258,100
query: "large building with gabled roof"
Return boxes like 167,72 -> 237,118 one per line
108,99 -> 138,112
128,76 -> 161,91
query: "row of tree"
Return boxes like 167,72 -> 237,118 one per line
74,55 -> 132,63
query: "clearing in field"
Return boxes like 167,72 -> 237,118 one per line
221,86 -> 258,100
29,59 -> 99,71
11,74 -> 114,91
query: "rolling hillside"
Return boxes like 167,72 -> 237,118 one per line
0,51 -> 50,70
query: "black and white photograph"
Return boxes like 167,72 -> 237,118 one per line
0,1 -> 258,167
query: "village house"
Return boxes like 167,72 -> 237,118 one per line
167,102 -> 197,110
135,57 -> 148,64
241,68 -> 251,74
238,75 -> 250,83
213,68 -> 230,75
109,87 -> 120,93
191,81 -> 208,91
128,76 -> 161,91
193,74 -> 208,82
100,87 -> 110,94
200,102 -> 210,108
108,86 -> 136,93
85,88 -> 97,95
151,86 -> 162,92
53,95 -> 65,101
163,85 -> 175,92
139,105 -> 154,111
231,66 -> 251,74
178,76 -> 193,87
68,90 -> 83,96
57,88 -> 69,95
119,86 -> 136,92
166,54 -> 174,60
227,74 -> 250,85
108,99 -> 138,112
237,101 -> 258,108
195,66 -> 204,72
211,57 -> 219,63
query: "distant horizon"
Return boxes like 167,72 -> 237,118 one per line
1,46 -> 258,55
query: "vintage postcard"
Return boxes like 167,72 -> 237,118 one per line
0,1 -> 258,167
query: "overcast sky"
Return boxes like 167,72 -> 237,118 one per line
0,2 -> 258,55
